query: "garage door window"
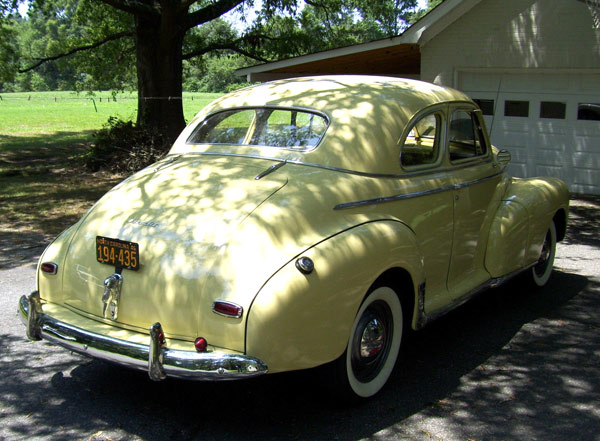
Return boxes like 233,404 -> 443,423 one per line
473,99 -> 494,115
504,100 -> 529,117
540,101 -> 566,119
449,110 -> 487,161
578,103 -> 600,121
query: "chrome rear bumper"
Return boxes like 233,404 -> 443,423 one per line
19,292 -> 268,381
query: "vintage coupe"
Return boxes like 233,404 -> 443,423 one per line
20,76 -> 569,399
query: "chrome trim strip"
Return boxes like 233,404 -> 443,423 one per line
255,160 -> 287,180
416,263 -> 536,329
19,295 -> 267,381
453,170 -> 504,190
334,186 -> 453,210
154,155 -> 181,172
334,170 -> 504,210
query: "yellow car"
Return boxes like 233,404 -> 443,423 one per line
19,76 -> 569,399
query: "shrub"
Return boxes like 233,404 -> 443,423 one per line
86,117 -> 171,173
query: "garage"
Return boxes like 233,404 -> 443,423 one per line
458,71 -> 600,195
238,0 -> 600,194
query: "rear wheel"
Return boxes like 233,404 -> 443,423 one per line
331,286 -> 403,400
531,220 -> 557,287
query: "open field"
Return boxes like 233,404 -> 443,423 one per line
0,91 -> 221,137
0,91 -> 221,267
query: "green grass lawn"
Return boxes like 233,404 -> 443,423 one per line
0,91 -> 221,138
0,91 -> 221,251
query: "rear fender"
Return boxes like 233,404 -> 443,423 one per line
245,220 -> 424,373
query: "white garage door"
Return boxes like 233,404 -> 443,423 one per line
458,72 -> 600,195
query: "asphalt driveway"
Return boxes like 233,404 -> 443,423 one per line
1,195 -> 598,441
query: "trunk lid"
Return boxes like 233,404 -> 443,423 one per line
61,156 -> 287,340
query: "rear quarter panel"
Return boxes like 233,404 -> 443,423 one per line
245,220 -> 424,373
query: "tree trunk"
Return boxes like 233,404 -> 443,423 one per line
134,7 -> 187,143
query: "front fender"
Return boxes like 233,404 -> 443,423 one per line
246,220 -> 424,373
485,177 -> 569,277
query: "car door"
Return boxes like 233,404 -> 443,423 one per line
446,106 -> 507,298
396,106 -> 456,313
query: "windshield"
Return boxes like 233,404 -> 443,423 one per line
187,107 -> 329,150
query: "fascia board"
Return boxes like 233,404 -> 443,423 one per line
236,36 -> 409,76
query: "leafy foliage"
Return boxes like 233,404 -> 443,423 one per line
86,117 -> 170,172
0,1 -> 20,84
0,0 -> 441,169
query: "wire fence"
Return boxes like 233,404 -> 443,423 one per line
0,94 -> 220,112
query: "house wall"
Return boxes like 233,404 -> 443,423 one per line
420,0 -> 600,85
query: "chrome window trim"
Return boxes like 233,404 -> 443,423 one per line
447,107 -> 491,164
185,106 -> 331,153
398,109 -> 445,172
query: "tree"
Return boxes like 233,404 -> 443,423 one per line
0,1 -> 20,85
10,0 -> 422,142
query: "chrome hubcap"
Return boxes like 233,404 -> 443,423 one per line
360,318 -> 385,358
350,300 -> 393,383
534,231 -> 551,276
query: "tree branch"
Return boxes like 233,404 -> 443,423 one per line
18,32 -> 134,73
183,41 -> 269,63
185,0 -> 245,29
97,0 -> 160,16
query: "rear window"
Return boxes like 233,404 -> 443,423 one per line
187,107 -> 329,150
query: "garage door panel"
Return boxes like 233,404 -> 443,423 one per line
460,71 -> 600,195
507,163 -> 528,177
573,152 -> 600,168
536,165 -> 566,181
574,135 -> 600,153
535,150 -> 566,166
572,168 -> 600,189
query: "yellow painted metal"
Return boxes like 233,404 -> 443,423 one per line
246,221 -> 424,373
33,76 -> 570,374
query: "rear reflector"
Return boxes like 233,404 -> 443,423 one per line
41,262 -> 58,275
212,300 -> 243,319
194,337 -> 208,352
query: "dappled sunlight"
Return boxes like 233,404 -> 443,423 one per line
171,76 -> 469,176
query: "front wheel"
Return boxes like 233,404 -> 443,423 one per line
330,286 -> 403,400
530,220 -> 557,287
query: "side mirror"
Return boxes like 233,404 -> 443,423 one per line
496,149 -> 511,169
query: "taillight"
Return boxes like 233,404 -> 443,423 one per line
41,262 -> 58,275
212,300 -> 243,318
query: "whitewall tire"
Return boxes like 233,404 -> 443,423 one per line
333,286 -> 403,399
531,221 -> 557,287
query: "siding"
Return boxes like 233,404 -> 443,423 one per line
420,0 -> 600,85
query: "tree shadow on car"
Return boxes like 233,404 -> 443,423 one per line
4,269 -> 596,441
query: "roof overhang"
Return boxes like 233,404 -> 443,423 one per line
236,0 -> 483,82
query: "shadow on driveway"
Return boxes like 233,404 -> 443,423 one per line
2,269 -> 598,441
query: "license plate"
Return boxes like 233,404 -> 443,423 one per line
96,236 -> 140,271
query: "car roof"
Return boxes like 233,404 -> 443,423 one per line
211,75 -> 470,117
172,75 -> 475,176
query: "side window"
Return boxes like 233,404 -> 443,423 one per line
449,110 -> 487,161
400,113 -> 441,168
